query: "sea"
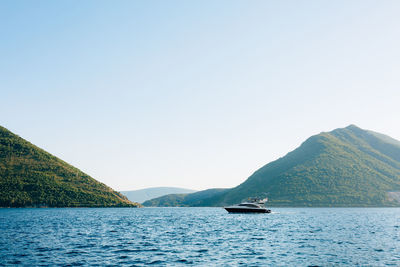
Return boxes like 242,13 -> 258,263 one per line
1,207 -> 400,266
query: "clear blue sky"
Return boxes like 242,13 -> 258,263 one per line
1,0 -> 400,191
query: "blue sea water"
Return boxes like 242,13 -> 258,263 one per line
1,207 -> 400,266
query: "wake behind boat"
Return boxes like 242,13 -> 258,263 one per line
224,197 -> 271,213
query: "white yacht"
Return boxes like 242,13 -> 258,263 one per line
224,197 -> 271,213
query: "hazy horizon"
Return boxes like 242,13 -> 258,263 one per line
1,0 -> 400,191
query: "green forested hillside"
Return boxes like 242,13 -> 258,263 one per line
142,188 -> 227,207
145,125 -> 400,207
0,126 -> 139,207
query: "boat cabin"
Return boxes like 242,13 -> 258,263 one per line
238,203 -> 261,208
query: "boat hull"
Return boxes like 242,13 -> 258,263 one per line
224,207 -> 271,213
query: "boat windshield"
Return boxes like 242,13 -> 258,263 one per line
238,203 -> 260,208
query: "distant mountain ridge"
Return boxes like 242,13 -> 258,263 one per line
144,125 -> 400,207
142,188 -> 227,207
0,126 -> 139,207
121,187 -> 196,203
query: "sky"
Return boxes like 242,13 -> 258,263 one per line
1,0 -> 400,191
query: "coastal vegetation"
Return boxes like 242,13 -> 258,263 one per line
0,126 -> 139,207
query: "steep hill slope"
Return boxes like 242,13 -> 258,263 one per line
220,125 -> 400,206
0,126 -> 139,207
146,125 -> 400,207
121,187 -> 197,203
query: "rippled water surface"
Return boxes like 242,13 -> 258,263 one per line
1,207 -> 400,266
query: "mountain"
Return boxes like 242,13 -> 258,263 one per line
142,188 -> 227,207
0,126 -> 139,207
144,125 -> 400,207
121,187 -> 197,203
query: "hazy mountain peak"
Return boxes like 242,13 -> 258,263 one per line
345,124 -> 361,130
121,187 -> 197,203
